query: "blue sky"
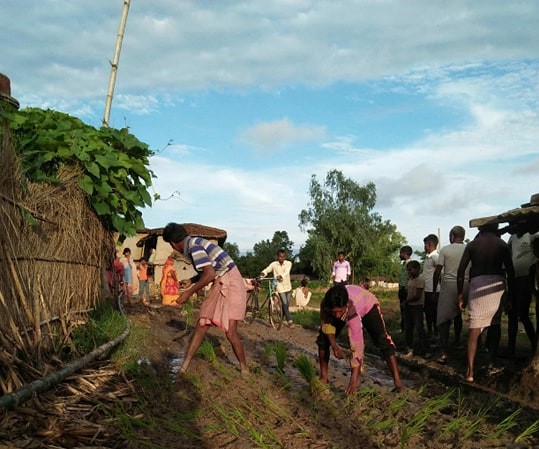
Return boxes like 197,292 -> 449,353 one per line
2,1 -> 538,253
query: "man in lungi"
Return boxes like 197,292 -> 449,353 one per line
433,225 -> 468,364
163,222 -> 248,375
457,223 -> 514,383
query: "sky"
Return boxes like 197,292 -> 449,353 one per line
2,0 -> 538,253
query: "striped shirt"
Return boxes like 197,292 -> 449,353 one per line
184,236 -> 235,277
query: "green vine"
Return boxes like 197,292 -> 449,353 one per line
3,107 -> 154,237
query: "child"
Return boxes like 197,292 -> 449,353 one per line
137,258 -> 150,305
422,234 -> 440,339
316,284 -> 403,395
121,248 -> 138,304
398,246 -> 413,333
404,260 -> 430,357
160,256 -> 179,306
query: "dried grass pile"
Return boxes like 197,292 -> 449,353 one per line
0,115 -> 115,374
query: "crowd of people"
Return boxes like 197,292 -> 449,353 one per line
110,221 -> 538,394
398,224 -> 538,384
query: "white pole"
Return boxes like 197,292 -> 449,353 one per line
103,0 -> 131,127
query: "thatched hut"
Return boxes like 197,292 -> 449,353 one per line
0,76 -> 115,366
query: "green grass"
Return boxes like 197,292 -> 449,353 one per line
71,302 -> 127,356
290,309 -> 319,328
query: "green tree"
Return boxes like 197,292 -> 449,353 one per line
234,231 -> 294,277
253,231 -> 294,266
298,170 -> 404,283
294,239 -> 317,278
223,242 -> 240,261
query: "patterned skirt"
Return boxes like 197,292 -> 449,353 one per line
468,274 -> 506,329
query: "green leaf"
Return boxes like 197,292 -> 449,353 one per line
91,200 -> 111,216
87,162 -> 100,178
78,175 -> 94,195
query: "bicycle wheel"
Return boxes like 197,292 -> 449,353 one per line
245,291 -> 258,323
268,293 -> 283,330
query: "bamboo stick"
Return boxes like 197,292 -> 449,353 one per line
0,288 -> 26,349
3,243 -> 34,325
103,0 -> 131,126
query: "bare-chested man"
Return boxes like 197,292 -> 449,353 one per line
457,223 -> 514,383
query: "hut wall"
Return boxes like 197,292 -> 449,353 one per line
0,119 -> 114,355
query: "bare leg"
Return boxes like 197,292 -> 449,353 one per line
386,354 -> 403,389
225,319 -> 248,373
180,321 -> 209,372
466,328 -> 482,380
318,347 -> 330,383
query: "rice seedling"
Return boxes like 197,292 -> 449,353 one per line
460,407 -> 489,440
259,390 -> 310,435
399,390 -> 453,448
158,411 -> 203,440
182,299 -> 195,328
515,419 -> 539,443
492,408 -> 521,439
197,339 -> 217,363
347,387 -> 380,409
293,354 -> 317,382
264,341 -> 288,373
388,391 -> 411,414
214,405 -> 240,437
293,354 -> 327,396
439,415 -> 469,440
259,391 -> 288,418
374,417 -> 397,432
233,406 -> 281,448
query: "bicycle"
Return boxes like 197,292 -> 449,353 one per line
245,277 -> 284,330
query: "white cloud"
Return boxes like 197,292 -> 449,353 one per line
239,118 -> 326,152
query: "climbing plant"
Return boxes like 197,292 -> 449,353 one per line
4,107 -> 154,237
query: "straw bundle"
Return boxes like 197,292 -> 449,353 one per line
0,113 -> 115,366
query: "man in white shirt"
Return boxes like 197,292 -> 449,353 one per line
260,249 -> 294,326
331,251 -> 351,286
433,226 -> 468,363
507,231 -> 537,355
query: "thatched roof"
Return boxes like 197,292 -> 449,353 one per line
137,223 -> 228,246
469,193 -> 539,235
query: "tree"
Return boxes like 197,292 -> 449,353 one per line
294,239 -> 317,278
251,231 -> 294,273
298,170 -> 404,283
223,242 -> 240,262
233,231 -> 295,277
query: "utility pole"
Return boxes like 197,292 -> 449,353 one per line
102,0 -> 131,127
